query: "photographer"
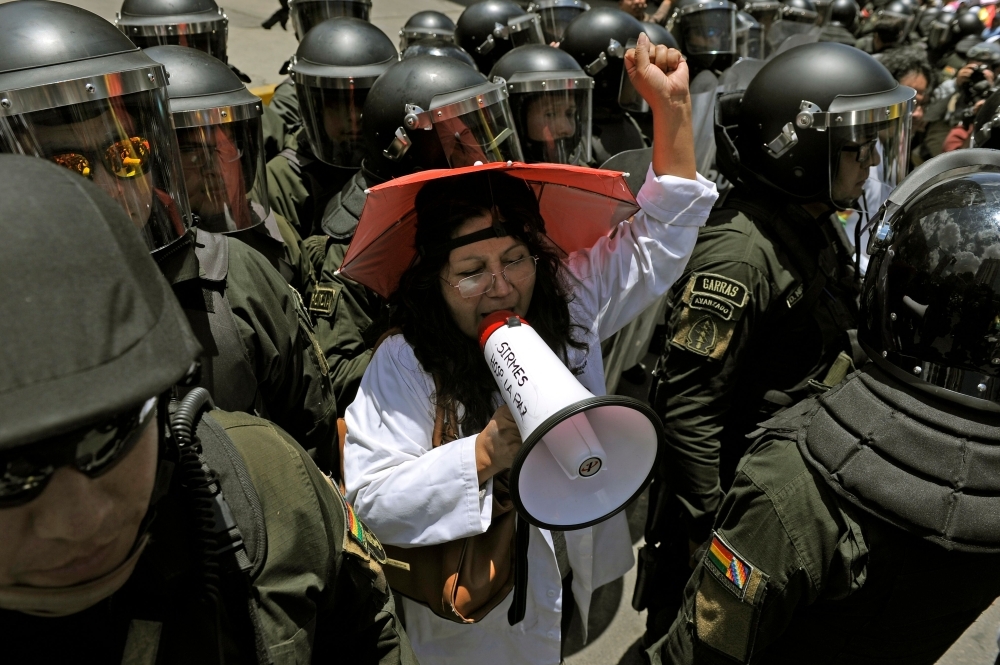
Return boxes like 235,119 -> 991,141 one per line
942,43 -> 1000,151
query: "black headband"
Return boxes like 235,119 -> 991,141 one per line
420,207 -> 522,257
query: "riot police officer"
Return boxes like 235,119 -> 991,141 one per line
266,17 -> 398,237
0,1 -> 340,476
302,55 -> 524,411
648,148 -> 1000,665
455,0 -> 546,74
144,45 -> 304,286
856,0 -> 916,54
736,11 -> 764,58
637,42 -> 916,644
667,0 -> 739,76
489,44 -> 594,164
818,0 -> 858,44
742,0 -> 782,54
0,153 -> 416,665
116,0 -> 230,62
766,0 -> 820,52
560,7 -> 648,161
399,10 -> 457,50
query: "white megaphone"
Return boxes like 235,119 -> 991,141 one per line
478,311 -> 663,530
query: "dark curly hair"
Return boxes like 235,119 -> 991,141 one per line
389,171 -> 586,433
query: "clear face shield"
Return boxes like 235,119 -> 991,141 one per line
0,78 -> 191,253
507,13 -> 546,48
507,74 -> 593,165
296,80 -> 370,167
824,95 -> 914,210
126,29 -> 227,61
173,109 -> 268,234
289,0 -> 372,39
385,80 -> 524,168
399,27 -> 455,51
527,0 -> 590,43
676,4 -> 738,57
736,13 -> 764,58
744,1 -> 782,38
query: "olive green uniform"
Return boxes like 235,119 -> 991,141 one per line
4,409 -> 417,664
155,229 -> 339,473
649,366 -> 1000,664
262,78 -> 301,163
228,212 -> 305,289
266,127 -> 357,238
638,188 -> 860,635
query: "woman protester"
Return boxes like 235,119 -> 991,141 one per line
344,32 -> 718,665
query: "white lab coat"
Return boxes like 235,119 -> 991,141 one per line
344,167 -> 718,665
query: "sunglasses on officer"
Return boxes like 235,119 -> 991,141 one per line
0,397 -> 157,508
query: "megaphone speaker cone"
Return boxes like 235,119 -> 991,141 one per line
478,311 -> 664,531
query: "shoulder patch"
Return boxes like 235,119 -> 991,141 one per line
670,272 -> 751,359
706,532 -> 764,602
691,272 -> 749,307
337,490 -> 387,565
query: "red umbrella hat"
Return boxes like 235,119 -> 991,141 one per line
338,161 -> 640,299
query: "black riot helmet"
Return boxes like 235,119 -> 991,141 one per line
116,0 -> 228,61
144,46 -> 269,235
954,9 -> 985,38
490,45 -> 593,164
399,11 -> 457,50
826,0 -> 859,30
288,18 -> 397,168
874,0 -> 916,48
782,0 -> 819,24
0,154 -> 199,452
362,56 -> 523,180
0,1 -> 191,254
527,0 -> 591,43
971,88 -> 1000,149
717,42 -> 914,207
560,8 -> 645,108
860,149 -> 1000,412
743,0 -> 782,43
288,0 -> 372,40
736,10 -> 764,57
456,0 -> 545,74
642,21 -> 680,48
402,39 -> 479,70
668,0 -> 739,71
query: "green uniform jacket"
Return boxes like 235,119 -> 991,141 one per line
650,391 -> 1000,663
265,128 -> 357,239
156,230 -> 339,474
228,214 -> 306,290
3,410 -> 417,664
262,78 -> 301,163
649,188 -> 859,543
301,235 -> 382,412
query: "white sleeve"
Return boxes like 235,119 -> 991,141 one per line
344,336 -> 493,547
565,166 -> 718,341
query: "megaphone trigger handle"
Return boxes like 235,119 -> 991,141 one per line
507,514 -> 530,626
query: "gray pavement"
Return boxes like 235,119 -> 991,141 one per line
4,0 -> 1000,660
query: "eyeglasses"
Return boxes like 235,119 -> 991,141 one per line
49,136 -> 152,180
442,256 -> 539,298
0,397 -> 156,508
842,138 -> 879,164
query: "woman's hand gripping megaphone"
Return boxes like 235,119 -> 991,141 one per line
625,32 -> 697,180
476,405 -> 524,486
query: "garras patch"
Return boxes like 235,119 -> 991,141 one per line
671,272 -> 749,359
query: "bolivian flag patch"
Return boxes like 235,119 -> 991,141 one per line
707,532 -> 755,600
338,491 -> 387,565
